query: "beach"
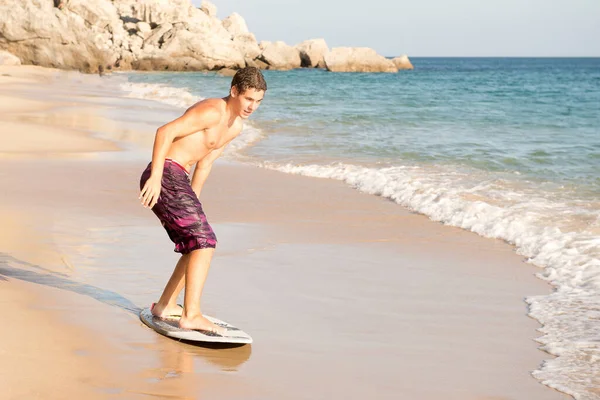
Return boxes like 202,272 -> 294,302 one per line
0,65 -> 574,399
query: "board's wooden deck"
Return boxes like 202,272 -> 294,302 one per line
139,308 -> 252,344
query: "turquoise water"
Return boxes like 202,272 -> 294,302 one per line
119,58 -> 600,399
124,58 -> 600,192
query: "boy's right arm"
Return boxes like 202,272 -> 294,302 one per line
140,104 -> 220,208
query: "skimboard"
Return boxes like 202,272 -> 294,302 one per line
139,307 -> 252,344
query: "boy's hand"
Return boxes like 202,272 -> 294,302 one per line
140,175 -> 162,209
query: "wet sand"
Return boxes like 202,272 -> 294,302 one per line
0,66 -> 571,399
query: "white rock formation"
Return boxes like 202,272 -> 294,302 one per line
0,50 -> 21,66
296,39 -> 329,68
392,54 -> 414,70
324,47 -> 398,73
259,41 -> 301,70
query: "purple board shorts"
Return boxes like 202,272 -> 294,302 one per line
140,159 -> 217,254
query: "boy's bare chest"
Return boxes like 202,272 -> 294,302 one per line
203,123 -> 240,149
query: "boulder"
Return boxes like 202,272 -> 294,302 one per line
222,13 -> 249,36
200,0 -> 218,18
296,39 -> 329,68
392,54 -> 414,70
222,13 -> 260,60
160,28 -> 245,70
136,21 -> 152,35
64,0 -> 119,28
133,56 -> 206,71
0,0 -> 115,72
259,41 -> 271,51
324,47 -> 397,73
259,41 -> 301,70
113,0 -> 199,26
0,50 -> 21,66
254,59 -> 269,70
232,33 -> 261,60
142,23 -> 174,49
217,68 -> 237,77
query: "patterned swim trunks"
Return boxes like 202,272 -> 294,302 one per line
140,159 -> 217,254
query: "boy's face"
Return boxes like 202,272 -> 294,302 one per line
231,87 -> 265,119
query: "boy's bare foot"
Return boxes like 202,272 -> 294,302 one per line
179,314 -> 226,336
150,302 -> 183,319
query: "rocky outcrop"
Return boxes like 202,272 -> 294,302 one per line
0,0 -> 412,73
112,0 -> 245,70
392,55 -> 414,70
222,13 -> 249,36
258,41 -> 301,70
200,0 -> 218,18
324,47 -> 398,73
0,0 -> 247,72
223,13 -> 261,63
0,50 -> 21,66
0,0 -> 113,72
296,39 -> 329,68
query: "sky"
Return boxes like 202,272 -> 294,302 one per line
192,0 -> 600,57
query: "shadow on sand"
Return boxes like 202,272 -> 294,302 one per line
0,253 -> 250,351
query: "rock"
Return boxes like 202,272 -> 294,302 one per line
0,50 -> 21,65
222,13 -> 259,60
222,13 -> 249,36
217,68 -> 237,77
136,21 -> 152,34
114,0 -> 201,26
233,33 -> 261,60
392,54 -> 414,70
296,38 -> 329,68
244,57 -> 258,68
259,41 -> 271,51
143,23 -> 174,49
124,22 -> 137,32
254,59 -> 269,70
160,28 -> 245,70
0,0 -> 115,73
259,41 -> 301,70
64,0 -> 119,28
129,35 -> 144,56
133,56 -> 206,71
324,47 -> 397,73
200,0 -> 217,18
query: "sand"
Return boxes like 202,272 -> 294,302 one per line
0,65 -> 571,399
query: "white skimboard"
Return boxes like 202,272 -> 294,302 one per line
139,308 -> 252,345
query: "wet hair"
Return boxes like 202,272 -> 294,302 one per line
231,67 -> 267,94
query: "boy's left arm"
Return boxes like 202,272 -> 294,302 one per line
191,146 -> 226,199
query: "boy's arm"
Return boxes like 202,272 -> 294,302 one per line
191,145 -> 227,199
140,104 -> 220,208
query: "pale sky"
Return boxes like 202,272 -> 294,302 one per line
193,0 -> 600,57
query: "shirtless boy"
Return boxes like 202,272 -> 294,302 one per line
139,67 -> 267,334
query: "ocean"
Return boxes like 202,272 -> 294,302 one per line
116,58 -> 600,399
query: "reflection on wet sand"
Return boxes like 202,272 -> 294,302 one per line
145,338 -> 252,375
127,334 -> 253,399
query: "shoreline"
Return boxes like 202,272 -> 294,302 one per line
0,65 -> 572,399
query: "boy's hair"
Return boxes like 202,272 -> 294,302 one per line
231,67 -> 267,94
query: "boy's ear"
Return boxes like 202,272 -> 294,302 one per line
230,86 -> 238,97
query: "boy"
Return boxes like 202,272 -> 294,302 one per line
139,67 -> 267,334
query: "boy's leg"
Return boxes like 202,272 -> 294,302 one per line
179,248 -> 224,333
151,254 -> 188,317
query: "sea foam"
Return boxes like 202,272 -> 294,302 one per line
260,160 -> 600,399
